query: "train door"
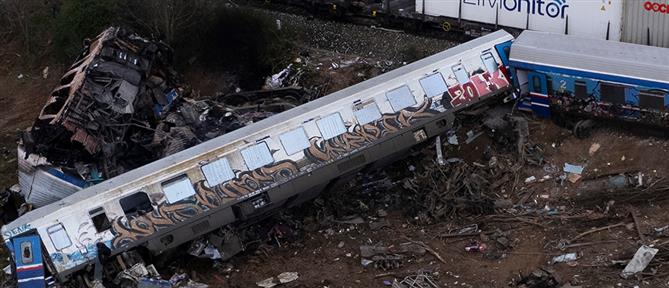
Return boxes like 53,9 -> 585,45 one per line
12,235 -> 45,288
527,72 -> 551,118
494,41 -> 512,67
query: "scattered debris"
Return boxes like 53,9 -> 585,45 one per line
277,272 -> 299,284
588,143 -> 601,156
256,272 -> 299,287
464,241 -> 488,253
392,270 -> 440,288
517,268 -> 560,288
551,253 -> 578,264
435,136 -> 445,166
621,245 -> 658,279
465,130 -> 483,144
563,163 -> 584,174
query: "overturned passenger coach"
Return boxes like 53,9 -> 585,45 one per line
2,30 -> 515,285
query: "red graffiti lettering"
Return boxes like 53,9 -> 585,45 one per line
489,69 -> 511,88
645,1 -> 669,14
448,82 -> 480,107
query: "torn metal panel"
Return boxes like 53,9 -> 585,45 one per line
17,147 -> 82,207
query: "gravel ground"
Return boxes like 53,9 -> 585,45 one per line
252,7 -> 459,64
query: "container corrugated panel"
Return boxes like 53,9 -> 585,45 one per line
622,0 -> 669,47
417,0 -> 623,41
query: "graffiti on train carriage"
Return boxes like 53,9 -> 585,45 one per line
306,97 -> 439,163
110,94 -> 470,248
111,160 -> 300,248
446,65 -> 510,108
539,72 -> 669,125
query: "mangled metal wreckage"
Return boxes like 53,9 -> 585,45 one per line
18,27 -> 181,207
2,28 -> 515,286
16,27 -> 307,209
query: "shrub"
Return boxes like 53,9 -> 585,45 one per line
52,0 -> 120,61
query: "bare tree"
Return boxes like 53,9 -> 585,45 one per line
1,0 -> 53,55
123,0 -> 215,44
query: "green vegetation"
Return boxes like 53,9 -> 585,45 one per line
52,0 -> 120,61
0,0 -> 294,87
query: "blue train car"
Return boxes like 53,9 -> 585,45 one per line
508,30 -> 669,133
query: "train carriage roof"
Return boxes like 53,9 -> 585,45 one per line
2,30 -> 514,233
509,30 -> 669,88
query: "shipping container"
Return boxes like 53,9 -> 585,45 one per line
621,0 -> 669,47
417,0 -> 623,40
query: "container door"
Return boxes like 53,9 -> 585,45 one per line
527,72 -> 551,118
12,235 -> 45,288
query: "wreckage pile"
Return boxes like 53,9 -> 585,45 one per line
402,159 -> 516,224
15,27 -> 311,207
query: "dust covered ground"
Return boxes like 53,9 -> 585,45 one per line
172,119 -> 669,288
2,5 -> 669,288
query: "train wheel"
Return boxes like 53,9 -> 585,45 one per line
573,119 -> 596,139
441,21 -> 451,32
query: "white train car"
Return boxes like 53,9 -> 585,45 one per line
416,0 -> 669,47
2,30 -> 515,285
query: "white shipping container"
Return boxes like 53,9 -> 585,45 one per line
621,0 -> 669,47
416,0 -> 623,41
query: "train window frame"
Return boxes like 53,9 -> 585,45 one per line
316,112 -> 347,140
161,175 -> 197,204
201,157 -> 236,187
353,101 -> 382,125
280,127 -> 311,156
451,64 -> 470,85
89,207 -> 111,233
385,85 -> 416,112
574,80 -> 587,99
419,73 -> 449,98
20,241 -> 32,264
47,223 -> 72,251
480,52 -> 498,73
241,141 -> 274,170
120,191 -> 154,217
532,76 -> 542,93
600,82 -> 626,105
639,90 -> 665,111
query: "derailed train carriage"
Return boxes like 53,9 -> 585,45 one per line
2,30 -> 516,286
510,30 -> 669,136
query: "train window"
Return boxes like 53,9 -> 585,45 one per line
353,102 -> 382,125
162,175 -> 197,204
316,112 -> 347,140
532,76 -> 542,93
451,64 -> 470,85
120,192 -> 154,217
280,127 -> 311,155
201,157 -> 236,187
20,241 -> 32,264
639,91 -> 665,111
89,207 -> 111,232
574,80 -> 587,99
386,85 -> 416,112
600,83 -> 626,105
481,52 -> 498,72
241,142 -> 274,170
47,224 -> 72,250
419,73 -> 448,98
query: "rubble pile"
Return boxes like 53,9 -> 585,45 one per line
403,159 -> 515,224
